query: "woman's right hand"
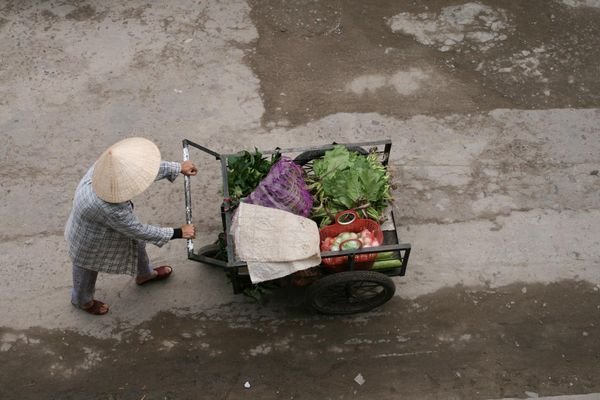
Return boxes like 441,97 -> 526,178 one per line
181,224 -> 196,239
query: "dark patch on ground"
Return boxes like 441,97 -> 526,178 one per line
0,2 -> 14,14
2,280 -> 599,399
120,5 -> 150,22
246,0 -> 600,127
39,9 -> 58,20
65,5 -> 105,22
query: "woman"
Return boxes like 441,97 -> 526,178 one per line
65,137 -> 197,315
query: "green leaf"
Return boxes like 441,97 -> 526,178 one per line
308,146 -> 391,225
227,149 -> 280,202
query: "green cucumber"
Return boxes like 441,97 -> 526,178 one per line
375,251 -> 397,261
372,259 -> 402,270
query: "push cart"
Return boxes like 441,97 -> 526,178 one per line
182,139 -> 411,315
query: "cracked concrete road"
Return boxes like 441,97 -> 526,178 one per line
1,0 -> 599,399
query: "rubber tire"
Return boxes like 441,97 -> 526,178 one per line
294,145 -> 368,166
307,270 -> 396,315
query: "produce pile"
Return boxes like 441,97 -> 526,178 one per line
226,145 -> 392,226
225,145 -> 394,264
320,229 -> 381,252
305,146 -> 392,227
226,149 -> 281,201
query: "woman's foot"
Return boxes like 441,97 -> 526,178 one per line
136,266 -> 173,285
75,300 -> 109,315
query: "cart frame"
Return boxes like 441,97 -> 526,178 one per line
182,139 -> 411,311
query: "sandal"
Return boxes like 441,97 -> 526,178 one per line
136,266 -> 173,286
73,300 -> 109,315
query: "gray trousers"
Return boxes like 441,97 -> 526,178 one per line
71,241 -> 153,307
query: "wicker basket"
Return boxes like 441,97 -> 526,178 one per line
319,210 -> 383,272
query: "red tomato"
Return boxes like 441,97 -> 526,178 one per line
321,236 -> 334,251
359,229 -> 374,242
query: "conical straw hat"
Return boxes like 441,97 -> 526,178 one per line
92,137 -> 161,203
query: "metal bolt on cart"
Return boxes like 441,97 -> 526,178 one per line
182,139 -> 411,315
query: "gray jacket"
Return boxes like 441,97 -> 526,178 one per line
65,161 -> 181,275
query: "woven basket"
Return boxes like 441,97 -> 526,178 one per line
319,210 -> 383,272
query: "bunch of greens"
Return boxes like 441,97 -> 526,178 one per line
226,149 -> 281,201
307,145 -> 392,227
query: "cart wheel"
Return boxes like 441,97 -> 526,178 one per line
294,146 -> 368,166
307,271 -> 396,315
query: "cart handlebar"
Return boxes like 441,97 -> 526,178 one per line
182,141 -> 194,255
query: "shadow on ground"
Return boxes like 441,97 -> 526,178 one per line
2,280 -> 599,400
247,0 -> 600,127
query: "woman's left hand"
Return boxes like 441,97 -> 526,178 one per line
181,161 -> 198,176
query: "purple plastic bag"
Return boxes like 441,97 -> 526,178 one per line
244,157 -> 313,217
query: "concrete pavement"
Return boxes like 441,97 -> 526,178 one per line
1,0 -> 599,398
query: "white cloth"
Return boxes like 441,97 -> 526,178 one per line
231,203 -> 321,283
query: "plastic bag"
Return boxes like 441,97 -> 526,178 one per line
244,157 -> 313,217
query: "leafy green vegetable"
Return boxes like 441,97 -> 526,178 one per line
307,146 -> 392,227
214,233 -> 228,261
227,149 -> 280,201
243,283 -> 277,303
